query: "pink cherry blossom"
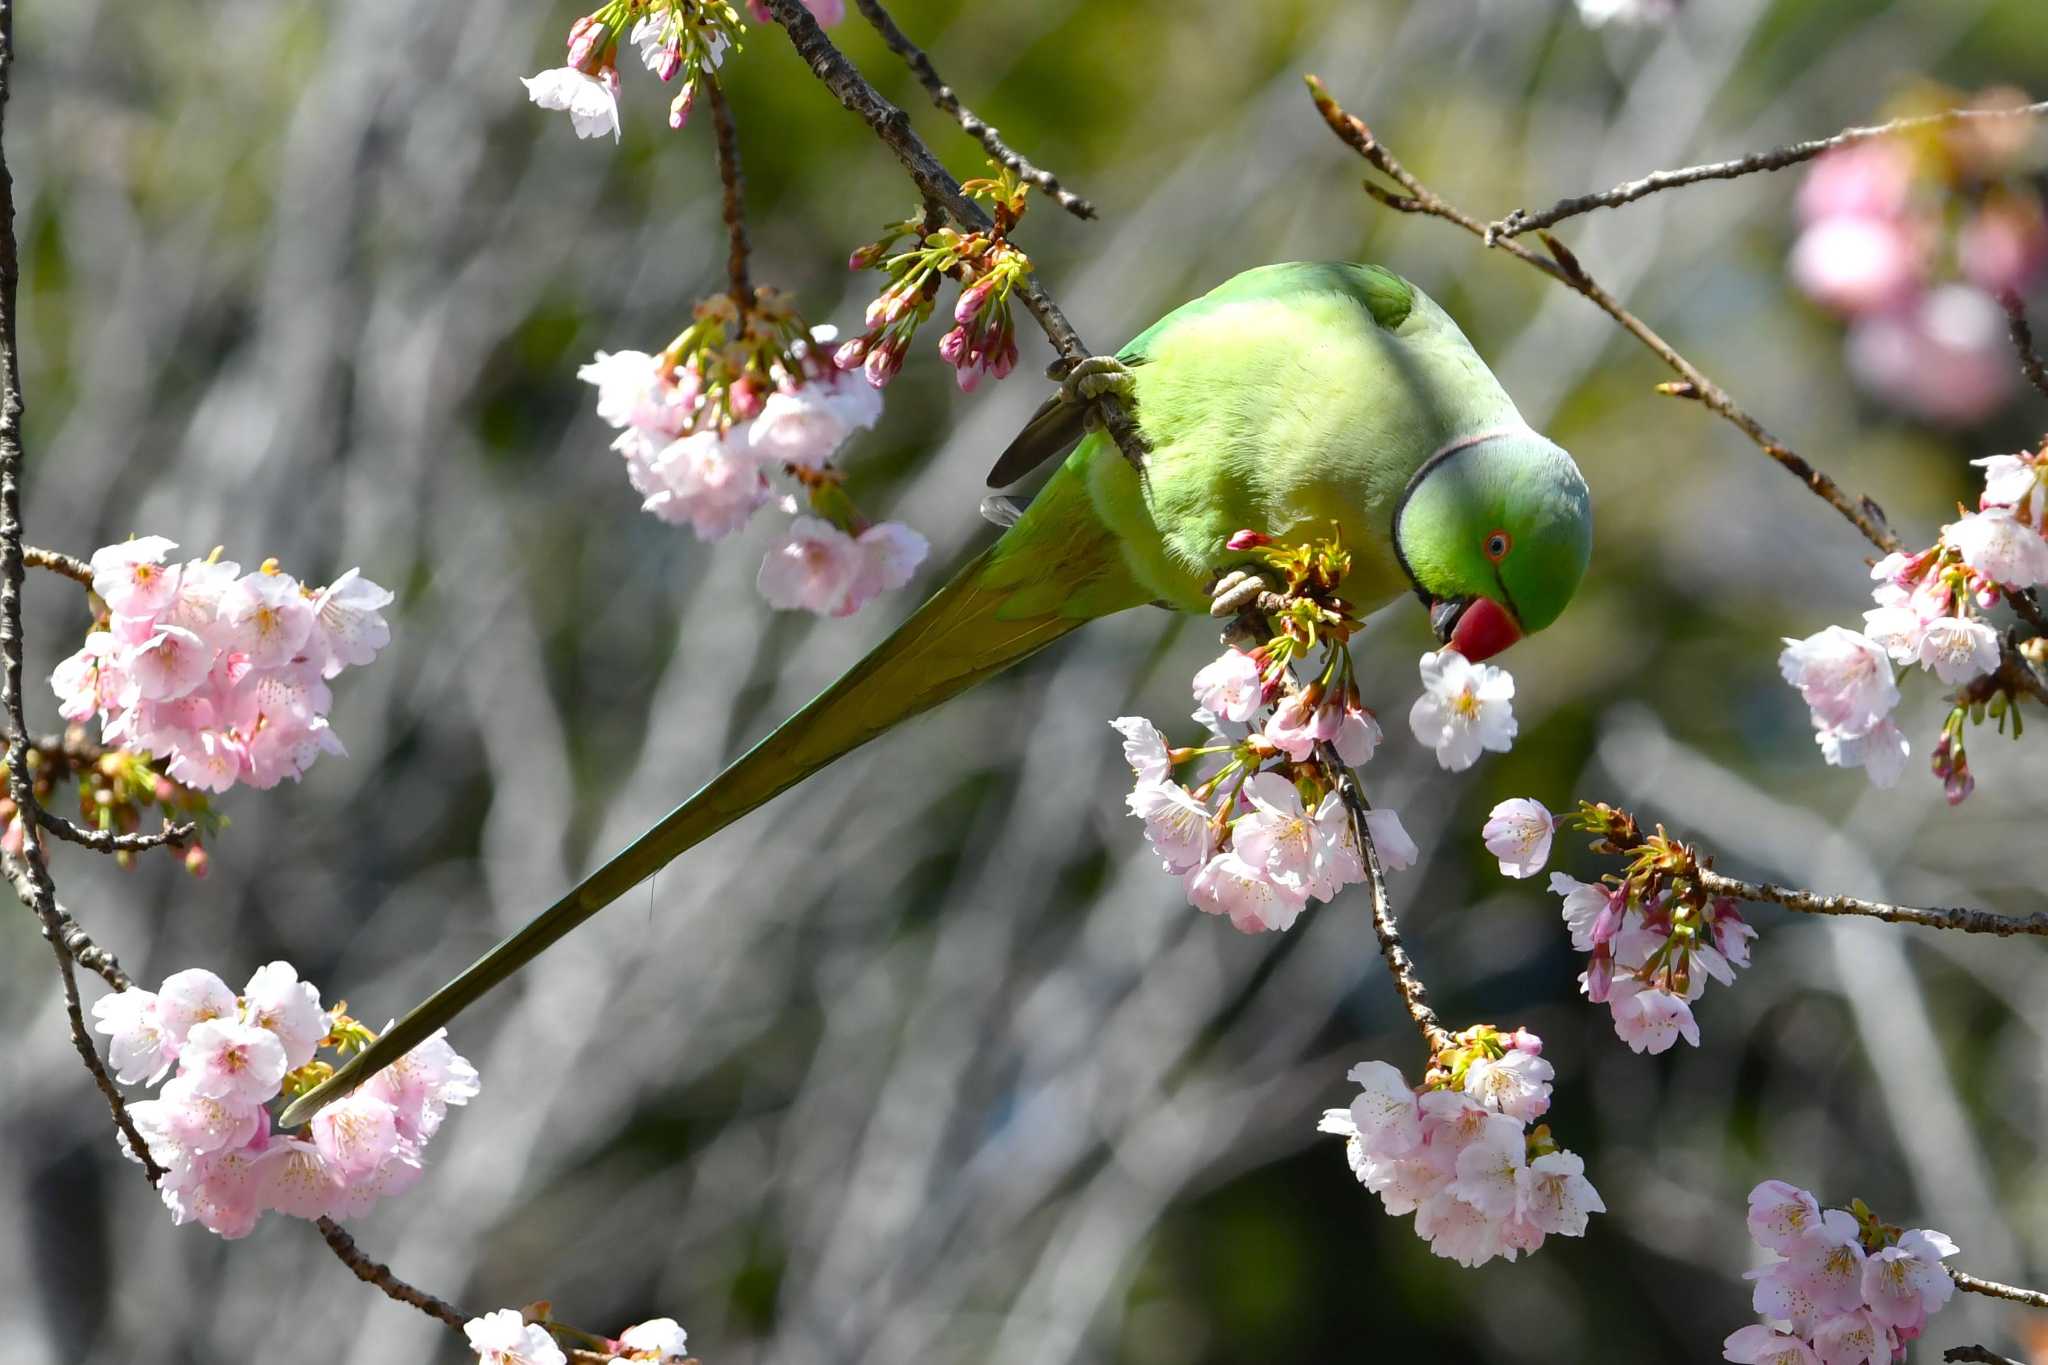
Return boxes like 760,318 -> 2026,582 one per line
466,1309 -> 568,1365
1409,648 -> 1516,771
1108,716 -> 1172,784
1945,505 -> 2048,588
241,961 -> 328,1069
1261,691 -> 1323,760
1789,216 -> 1924,315
1815,716 -> 1909,788
847,521 -> 928,610
1343,1060 -> 1424,1157
1846,285 -> 2014,426
1722,1325 -> 1820,1365
255,1136 -> 345,1220
1778,627 -> 1898,734
1972,452 -> 2044,519
307,569 -> 395,677
1809,1308 -> 1887,1365
1606,978 -> 1700,1054
90,537 -> 181,615
646,431 -> 771,540
1127,780 -> 1213,875
1798,142 -> 1916,223
1747,1180 -> 1825,1254
309,1092 -> 407,1181
91,988 -> 177,1085
1332,700 -> 1381,766
1413,1188 -> 1503,1267
1185,849 -> 1306,933
756,516 -> 863,615
360,1027 -> 481,1144
1913,614 -> 2000,684
1551,872 -> 1615,952
1362,807 -> 1418,871
123,625 -> 213,702
521,67 -> 622,143
131,1075 -> 264,1159
1518,1150 -> 1604,1237
218,570 -> 315,668
1191,648 -> 1264,725
1446,1113 -> 1526,1217
1859,1227 -> 1957,1329
180,1018 -> 288,1104
748,376 -> 882,469
156,968 -> 240,1044
610,1318 -> 690,1363
1461,1047 -> 1552,1123
1482,797 -> 1555,878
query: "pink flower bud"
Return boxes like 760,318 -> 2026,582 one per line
954,276 -> 995,325
1506,1027 -> 1543,1056
1583,948 -> 1614,1003
185,845 -> 210,879
153,777 -> 177,802
668,80 -> 696,130
990,334 -> 1018,380
566,14 -> 609,72
1590,890 -> 1624,949
729,376 -> 764,419
833,337 -> 869,370
955,364 -> 982,393
862,342 -> 903,388
1226,530 -> 1274,551
656,36 -> 684,82
937,324 -> 969,367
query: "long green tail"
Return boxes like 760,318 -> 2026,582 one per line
282,451 -> 1147,1125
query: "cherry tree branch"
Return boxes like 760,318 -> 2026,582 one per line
849,0 -> 1096,220
25,544 -> 89,585
756,0 -> 1148,472
1329,758 -> 1451,1056
1998,290 -> 2048,403
1944,1346 -> 2024,1365
35,807 -> 197,853
314,1218 -> 466,1329
1696,868 -> 2048,938
705,74 -> 751,310
1953,1269 -> 2048,1311
1306,75 -> 1903,559
1491,100 -> 2048,240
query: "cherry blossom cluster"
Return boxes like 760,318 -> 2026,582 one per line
50,539 -> 391,798
1780,444 -> 2048,800
1317,1027 -> 1604,1268
579,289 -> 927,617
1111,536 -> 1415,934
90,961 -> 478,1239
523,0 -> 845,143
1502,800 -> 1756,1054
1790,93 -> 2044,425
466,1308 -> 693,1364
1724,1181 -> 1958,1365
837,167 -> 1034,390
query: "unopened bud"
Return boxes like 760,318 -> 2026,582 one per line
1226,530 -> 1274,551
668,80 -> 697,130
184,845 -> 210,879
566,14 -> 610,71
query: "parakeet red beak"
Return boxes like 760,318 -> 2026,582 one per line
1430,597 -> 1522,662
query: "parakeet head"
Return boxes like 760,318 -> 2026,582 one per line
1392,428 -> 1592,662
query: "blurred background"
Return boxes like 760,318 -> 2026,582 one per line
6,0 -> 2048,1360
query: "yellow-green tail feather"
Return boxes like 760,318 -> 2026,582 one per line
281,451 -> 1145,1126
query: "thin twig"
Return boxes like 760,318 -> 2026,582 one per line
849,0 -> 1095,220
705,74 -> 750,311
1326,752 -> 1450,1056
25,544 -> 89,585
1953,1268 -> 2048,1310
1698,868 -> 2048,938
1998,290 -> 2048,403
35,807 -> 196,853
1944,1346 -> 2024,1365
314,1218 -> 467,1329
0,0 -> 162,1184
1306,75 -> 1902,558
1492,101 -> 2048,240
757,0 -> 1148,473
2,852 -> 127,989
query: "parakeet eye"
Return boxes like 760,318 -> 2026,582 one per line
1484,530 -> 1511,562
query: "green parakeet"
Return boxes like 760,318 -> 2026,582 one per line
281,261 -> 1592,1126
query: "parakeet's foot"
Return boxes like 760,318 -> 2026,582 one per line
1209,567 -> 1283,619
1060,354 -> 1139,409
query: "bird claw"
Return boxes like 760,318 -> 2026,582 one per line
1060,354 -> 1139,410
1209,567 -> 1280,619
